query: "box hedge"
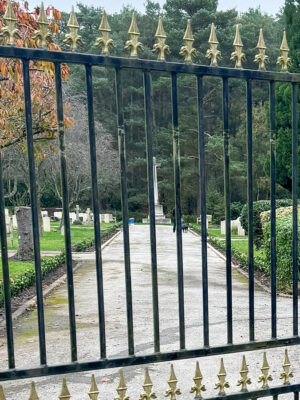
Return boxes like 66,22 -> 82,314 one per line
240,199 -> 293,247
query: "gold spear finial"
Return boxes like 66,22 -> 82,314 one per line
33,2 -> 52,48
28,382 -> 39,400
165,365 -> 181,400
88,375 -> 99,400
115,370 -> 129,400
179,19 -> 196,62
206,23 -> 221,66
0,0 -> 20,45
63,6 -> 83,51
230,25 -> 246,68
280,349 -> 293,385
254,28 -> 269,70
153,16 -> 170,61
214,358 -> 229,395
139,368 -> 157,400
190,361 -> 206,399
277,31 -> 291,72
125,13 -> 143,57
0,386 -> 6,400
95,10 -> 114,54
59,378 -> 71,400
258,352 -> 273,388
237,355 -> 251,392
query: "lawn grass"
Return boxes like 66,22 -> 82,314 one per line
207,227 -> 246,239
7,222 -> 116,251
0,260 -> 35,279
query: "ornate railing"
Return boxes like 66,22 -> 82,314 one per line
0,0 -> 293,70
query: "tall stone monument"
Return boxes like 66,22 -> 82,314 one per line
142,157 -> 171,224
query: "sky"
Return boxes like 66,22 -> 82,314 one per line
47,0 -> 285,15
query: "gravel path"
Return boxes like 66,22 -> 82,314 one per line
0,225 -> 298,399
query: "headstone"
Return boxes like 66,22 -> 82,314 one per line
220,220 -> 225,235
54,211 -> 62,220
73,204 -> 82,225
69,212 -> 76,223
5,208 -> 9,217
41,211 -> 48,217
12,214 -> 18,229
104,213 -> 111,223
43,216 -> 51,232
61,225 -> 65,236
86,208 -> 93,225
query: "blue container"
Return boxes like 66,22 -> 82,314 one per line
129,218 -> 135,224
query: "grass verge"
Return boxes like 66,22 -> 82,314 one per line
0,222 -> 121,307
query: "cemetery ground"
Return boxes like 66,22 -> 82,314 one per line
0,224 -> 299,399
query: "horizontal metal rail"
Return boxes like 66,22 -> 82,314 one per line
1,45 -> 300,82
1,336 -> 300,381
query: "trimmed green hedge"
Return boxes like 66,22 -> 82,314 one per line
240,199 -> 293,247
0,253 -> 65,307
262,216 -> 300,290
0,223 -> 122,307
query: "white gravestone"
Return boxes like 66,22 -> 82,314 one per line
54,211 -> 62,220
12,215 -> 18,229
43,216 -> 51,232
41,211 -> 48,217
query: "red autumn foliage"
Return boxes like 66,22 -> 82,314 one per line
0,0 -> 72,157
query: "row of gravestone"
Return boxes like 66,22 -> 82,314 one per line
4,208 -> 116,234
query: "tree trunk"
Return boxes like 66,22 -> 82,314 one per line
14,206 -> 34,261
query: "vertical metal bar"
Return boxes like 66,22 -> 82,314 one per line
247,80 -> 255,342
269,80 -> 277,339
294,392 -> 299,400
171,72 -> 185,350
197,76 -> 209,347
85,64 -> 106,358
22,59 -> 47,365
54,62 -> 77,361
115,68 -> 134,355
223,77 -> 232,344
0,152 -> 15,369
292,83 -> 298,337
143,70 -> 160,353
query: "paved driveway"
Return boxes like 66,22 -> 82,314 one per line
0,225 -> 298,399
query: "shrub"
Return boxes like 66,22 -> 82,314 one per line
240,199 -> 293,247
231,202 -> 244,220
261,216 -> 300,290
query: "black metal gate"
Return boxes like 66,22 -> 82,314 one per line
0,4 -> 300,399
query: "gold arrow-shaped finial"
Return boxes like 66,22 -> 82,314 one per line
125,13 -> 143,57
33,2 -> 52,48
237,355 -> 251,392
153,16 -> 170,61
28,382 -> 39,400
0,0 -> 20,45
59,378 -> 71,400
254,28 -> 269,70
139,368 -> 157,400
277,31 -> 291,72
88,375 -> 99,400
280,349 -> 293,385
0,386 -> 6,400
258,352 -> 273,388
206,23 -> 221,66
190,361 -> 206,399
115,370 -> 130,400
63,6 -> 83,51
230,25 -> 246,68
165,365 -> 181,400
95,10 -> 114,54
215,358 -> 229,395
179,19 -> 196,62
